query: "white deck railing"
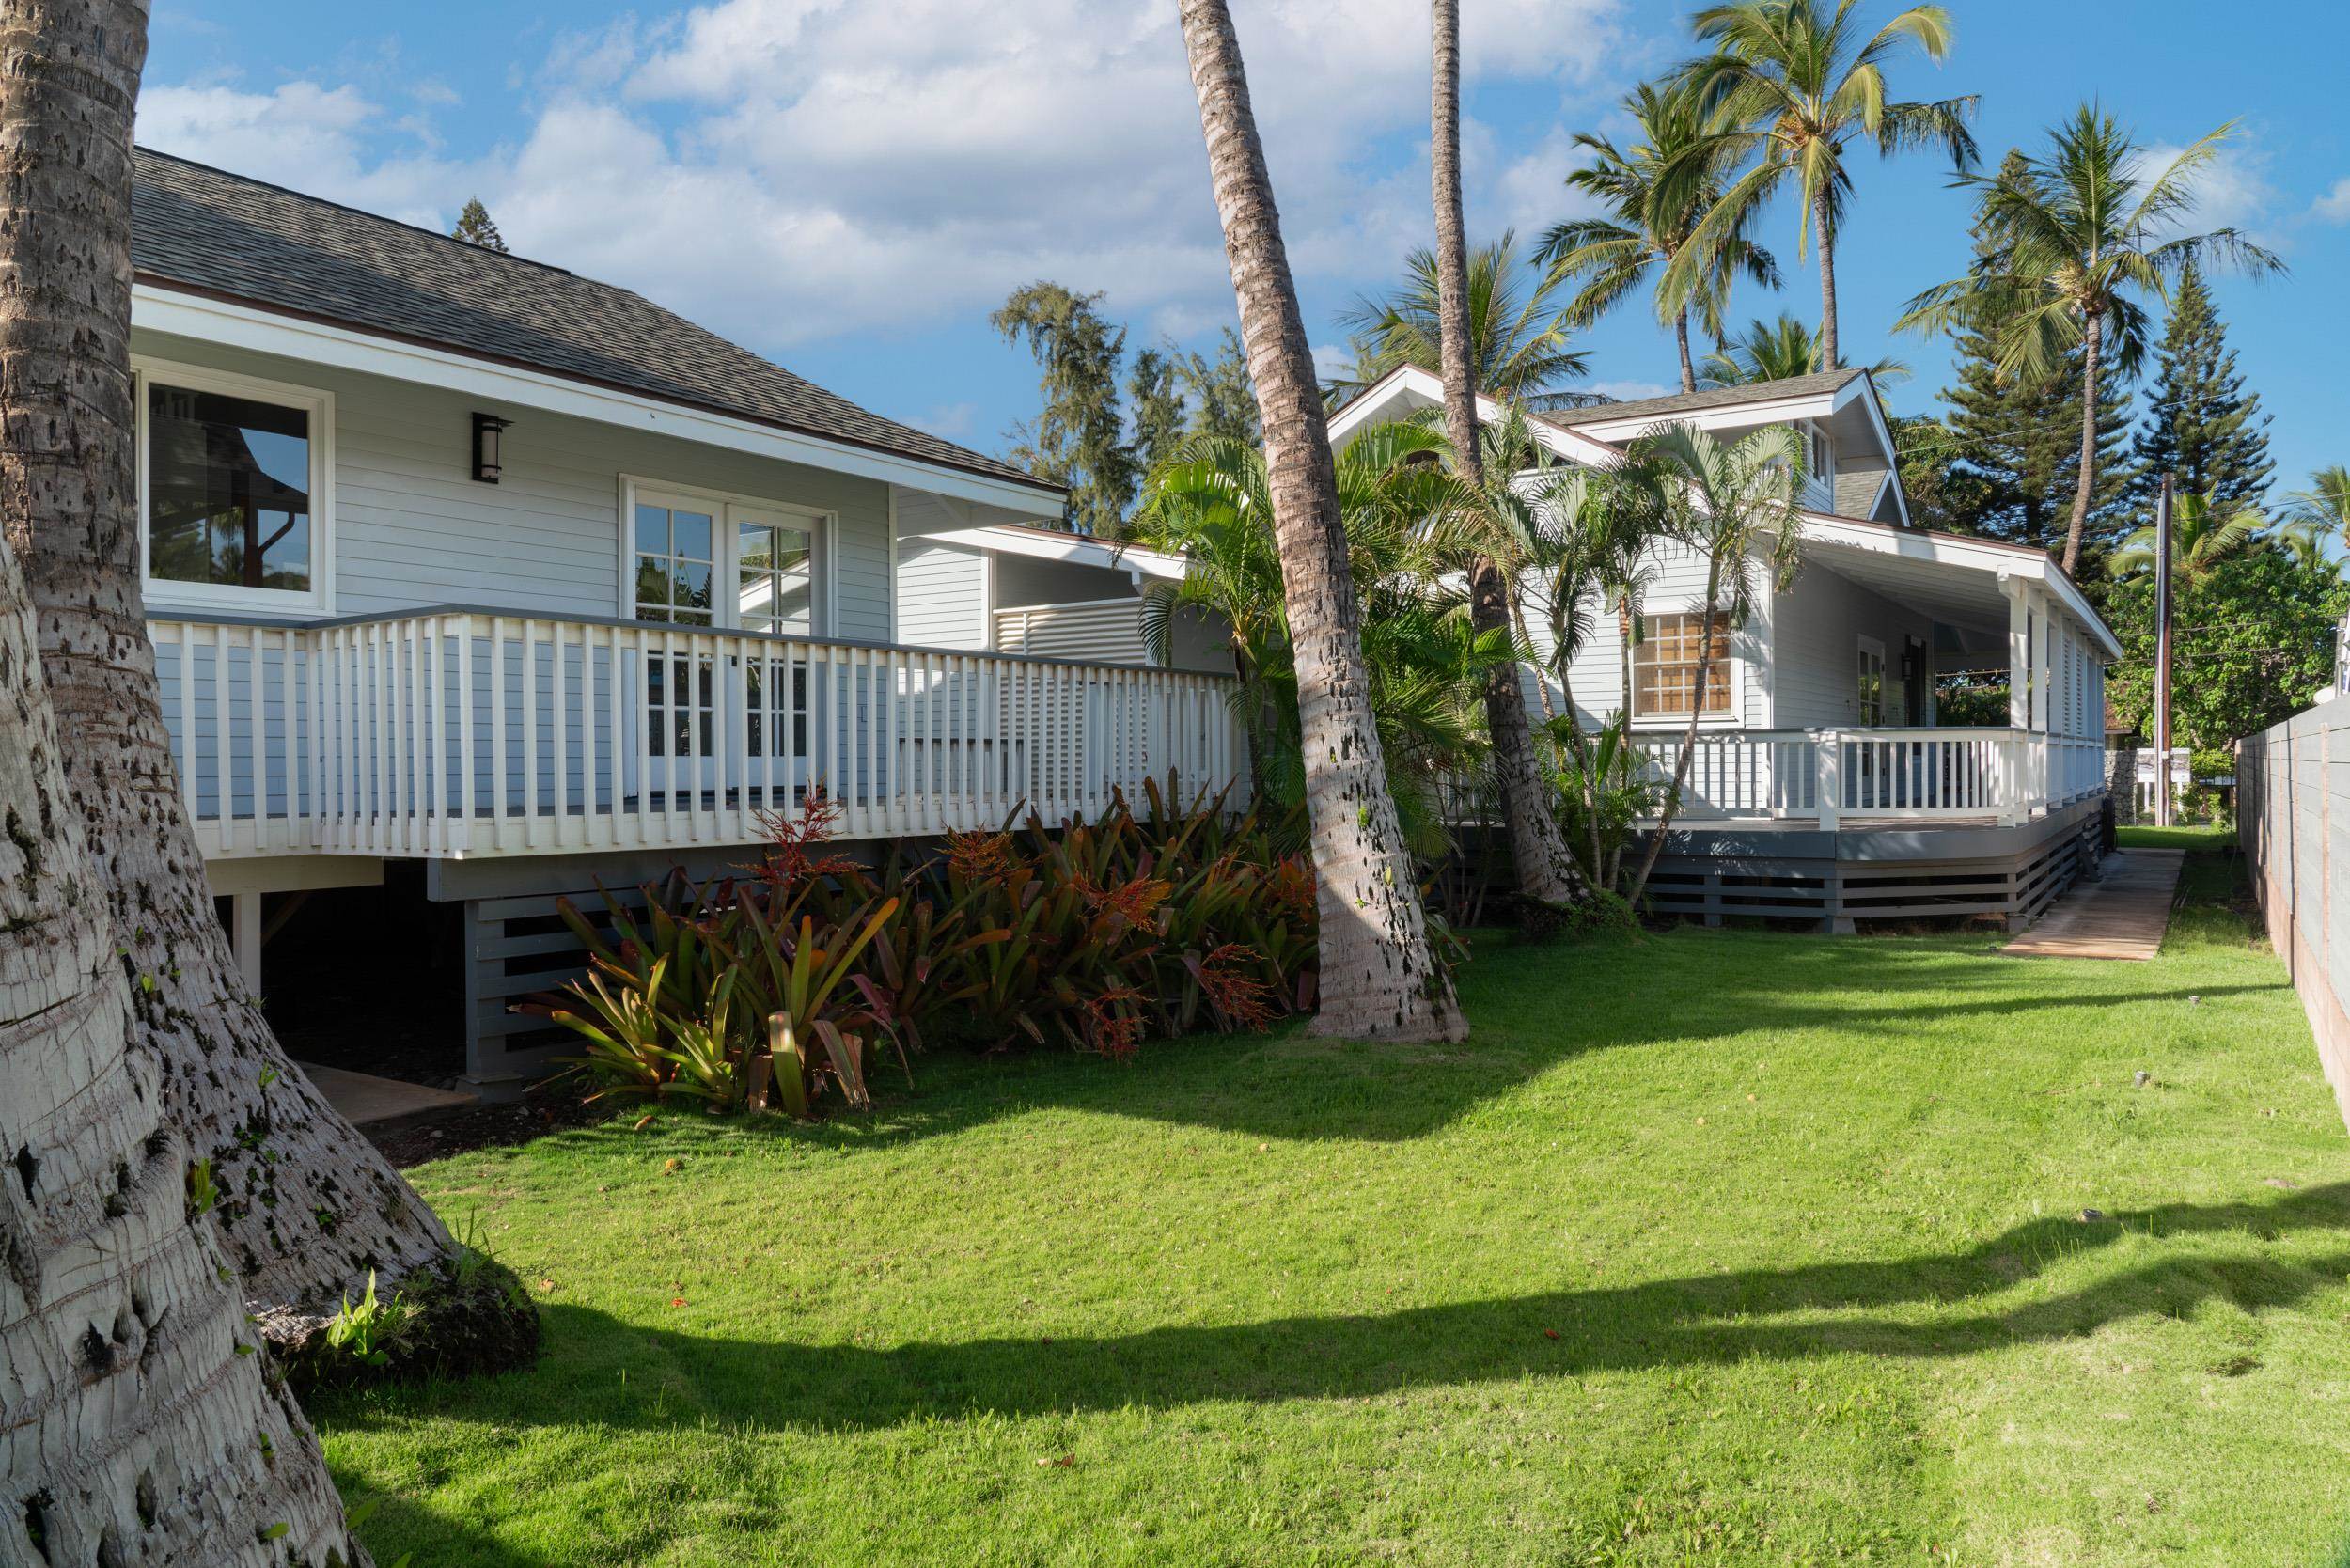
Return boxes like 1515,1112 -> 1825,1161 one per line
1628,726 -> 2106,829
149,609 -> 1246,861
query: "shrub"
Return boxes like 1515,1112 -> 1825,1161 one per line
536,778 -> 1382,1118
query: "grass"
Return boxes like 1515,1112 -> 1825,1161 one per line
318,826 -> 2350,1565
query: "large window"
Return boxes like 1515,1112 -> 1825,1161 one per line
735,514 -> 813,635
633,500 -> 717,625
142,368 -> 326,606
1633,611 -> 1732,718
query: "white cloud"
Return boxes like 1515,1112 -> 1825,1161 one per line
2311,177 -> 2350,225
907,400 -> 978,439
2127,138 -> 2276,241
138,0 -> 1631,348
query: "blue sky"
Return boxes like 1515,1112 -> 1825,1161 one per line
145,0 -> 2350,498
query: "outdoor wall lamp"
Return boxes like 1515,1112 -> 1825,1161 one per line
472,412 -> 512,483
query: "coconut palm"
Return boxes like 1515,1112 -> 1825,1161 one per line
1133,420 -> 1500,855
2107,492 -> 2265,587
1668,0 -> 1977,372
1698,310 -> 1910,387
1430,0 -> 1591,917
1540,78 -> 1780,394
2281,465 -> 2350,558
1896,108 -> 2284,574
1336,232 -> 1594,410
1622,422 -> 1806,908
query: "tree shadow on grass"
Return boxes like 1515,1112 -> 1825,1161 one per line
332,1183 -> 2350,1442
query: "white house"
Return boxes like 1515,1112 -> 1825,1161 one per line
129,149 -> 1246,1086
1329,366 -> 2121,931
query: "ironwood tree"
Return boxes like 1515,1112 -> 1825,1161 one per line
2124,262 -> 2274,518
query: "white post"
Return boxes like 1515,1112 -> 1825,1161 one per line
230,890 -> 263,998
2004,575 -> 2029,730
1817,730 -> 1841,830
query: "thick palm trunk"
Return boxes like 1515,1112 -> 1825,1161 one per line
1674,307 -> 1697,395
1626,555 -> 1726,909
1180,0 -> 1464,1042
1813,190 -> 1840,371
14,0 -> 478,1335
1430,0 -> 1590,918
0,74 -> 363,1558
2062,311 -> 2102,576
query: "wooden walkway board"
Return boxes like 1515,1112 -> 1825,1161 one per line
2001,849 -> 2186,961
296,1062 -> 478,1126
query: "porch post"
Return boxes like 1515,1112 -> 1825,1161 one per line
1816,730 -> 1841,831
230,890 -> 263,997
2004,576 -> 2029,729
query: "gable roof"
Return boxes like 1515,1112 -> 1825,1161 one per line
129,149 -> 1056,499
1539,368 -> 1865,428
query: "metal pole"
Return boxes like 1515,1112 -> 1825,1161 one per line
2154,472 -> 2174,827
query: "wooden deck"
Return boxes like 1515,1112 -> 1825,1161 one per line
2000,849 -> 2186,961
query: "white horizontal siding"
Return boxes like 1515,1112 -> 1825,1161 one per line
1768,559 -> 1937,729
893,490 -> 991,649
133,328 -> 899,641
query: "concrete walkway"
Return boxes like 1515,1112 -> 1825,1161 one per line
298,1062 -> 478,1126
2001,849 -> 2186,961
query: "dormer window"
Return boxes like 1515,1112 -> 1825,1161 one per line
1801,421 -> 1831,488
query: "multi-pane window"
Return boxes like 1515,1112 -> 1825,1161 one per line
147,381 -> 314,594
736,519 -> 812,635
1857,638 -> 1887,724
633,502 -> 716,625
1633,611 -> 1732,717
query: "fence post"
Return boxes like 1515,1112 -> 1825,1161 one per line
1816,732 -> 1841,831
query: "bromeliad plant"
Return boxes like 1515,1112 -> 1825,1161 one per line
536,781 -> 1353,1117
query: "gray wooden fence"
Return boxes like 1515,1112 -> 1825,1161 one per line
2238,702 -> 2350,1129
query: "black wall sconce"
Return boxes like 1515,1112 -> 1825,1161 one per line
471,412 -> 512,483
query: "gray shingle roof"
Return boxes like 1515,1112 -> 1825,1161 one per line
1542,368 -> 1865,428
1833,463 -> 1891,520
130,149 -> 1057,496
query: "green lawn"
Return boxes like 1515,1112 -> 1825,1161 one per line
319,828 -> 2350,1565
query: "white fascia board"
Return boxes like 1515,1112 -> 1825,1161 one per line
1560,387 -> 1841,445
918,525 -> 1186,582
1797,510 -> 2122,660
1331,363 -> 1624,470
132,283 -> 1066,516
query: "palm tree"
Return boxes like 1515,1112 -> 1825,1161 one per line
1896,108 -> 2284,574
1668,0 -> 1977,371
0,4 -> 364,1555
2107,492 -> 2265,587
1337,232 -> 1593,410
1430,0 -> 1591,919
1623,423 -> 1806,908
1698,310 -> 1909,387
1177,0 -> 1465,1043
1133,421 -> 1501,855
1540,78 -> 1780,394
2281,465 -> 2350,560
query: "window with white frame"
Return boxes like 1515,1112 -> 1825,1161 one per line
1633,611 -> 1732,718
1856,635 -> 1887,724
139,363 -> 330,608
1801,421 -> 1830,489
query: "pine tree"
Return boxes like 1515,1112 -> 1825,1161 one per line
451,196 -> 509,252
1179,327 -> 1258,445
1933,309 -> 2134,568
2125,262 -> 2274,515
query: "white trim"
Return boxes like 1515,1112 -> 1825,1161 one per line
1798,510 -> 2121,660
133,282 -> 1066,516
134,353 -> 337,614
618,472 -> 833,635
916,524 -> 1186,582
885,485 -> 901,644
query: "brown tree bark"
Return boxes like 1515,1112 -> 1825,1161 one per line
1625,556 -> 1726,911
2062,310 -> 2102,576
1813,189 -> 1840,371
0,18 -> 364,1553
1674,307 -> 1697,395
12,0 -> 470,1331
1429,0 -> 1591,922
1179,0 -> 1465,1042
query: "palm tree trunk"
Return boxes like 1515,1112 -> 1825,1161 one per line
1626,555 -> 1726,909
2062,310 -> 2103,576
1180,0 -> 1465,1042
0,19 -> 362,1546
1674,307 -> 1697,395
1813,189 -> 1840,371
1430,0 -> 1590,918
15,11 -> 500,1347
